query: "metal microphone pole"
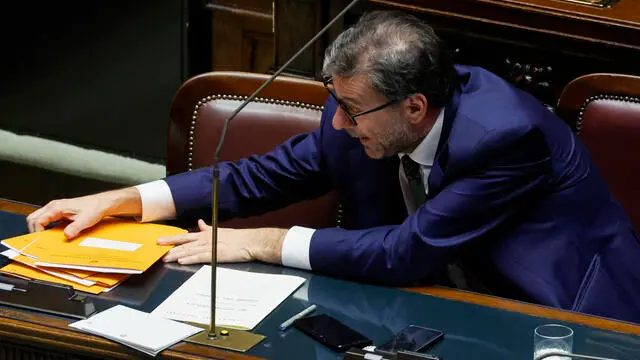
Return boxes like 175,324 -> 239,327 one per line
186,0 -> 364,352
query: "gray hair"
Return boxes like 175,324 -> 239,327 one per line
322,11 -> 457,108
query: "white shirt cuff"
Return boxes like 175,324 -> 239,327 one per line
281,226 -> 315,270
134,180 -> 176,222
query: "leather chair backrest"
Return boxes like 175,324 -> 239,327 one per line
167,72 -> 339,229
557,73 -> 640,232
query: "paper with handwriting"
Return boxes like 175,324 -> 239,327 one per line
151,266 -> 305,330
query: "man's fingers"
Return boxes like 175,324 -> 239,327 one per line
163,243 -> 210,263
197,219 -> 211,232
159,221 -> 218,265
158,232 -> 201,246
33,211 -> 63,233
26,217 -> 38,233
26,200 -> 80,233
64,212 -> 101,239
26,208 -> 46,233
177,253 -> 211,265
26,207 -> 45,227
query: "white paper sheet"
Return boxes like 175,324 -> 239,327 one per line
2,249 -> 96,287
69,305 -> 203,357
151,266 -> 305,330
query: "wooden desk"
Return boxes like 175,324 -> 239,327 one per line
0,198 -> 38,216
275,0 -> 640,105
0,200 -> 259,360
1,198 -> 639,360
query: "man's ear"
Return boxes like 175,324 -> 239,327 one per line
405,93 -> 428,124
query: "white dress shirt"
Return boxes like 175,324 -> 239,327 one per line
135,109 -> 445,271
397,109 -> 445,214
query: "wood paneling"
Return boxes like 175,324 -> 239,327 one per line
0,342 -> 70,360
0,198 -> 36,215
372,0 -> 640,50
209,0 -> 274,73
274,0 -> 326,78
0,306 -> 262,360
406,286 -> 640,336
376,0 -> 640,104
274,0 -> 640,105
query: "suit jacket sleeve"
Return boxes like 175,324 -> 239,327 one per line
309,126 -> 552,285
164,112 -> 334,222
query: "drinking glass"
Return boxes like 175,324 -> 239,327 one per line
533,324 -> 573,360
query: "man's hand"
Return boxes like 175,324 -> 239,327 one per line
26,187 -> 142,239
159,219 -> 286,265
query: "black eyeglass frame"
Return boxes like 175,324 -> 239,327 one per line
323,77 -> 402,126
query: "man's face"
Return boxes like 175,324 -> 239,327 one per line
329,75 -> 419,159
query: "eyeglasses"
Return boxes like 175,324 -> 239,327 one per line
323,77 -> 401,126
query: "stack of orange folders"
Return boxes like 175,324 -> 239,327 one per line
0,218 -> 187,294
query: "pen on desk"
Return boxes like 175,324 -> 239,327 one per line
278,304 -> 317,331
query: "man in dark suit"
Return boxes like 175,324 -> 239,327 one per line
26,11 -> 640,323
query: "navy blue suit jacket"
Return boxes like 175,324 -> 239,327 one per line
165,66 -> 640,323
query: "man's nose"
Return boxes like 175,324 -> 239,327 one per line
332,108 -> 354,130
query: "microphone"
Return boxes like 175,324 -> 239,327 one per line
186,0 -> 365,351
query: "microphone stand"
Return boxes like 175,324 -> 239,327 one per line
185,0 -> 364,352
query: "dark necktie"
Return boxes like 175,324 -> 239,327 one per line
401,154 -> 427,209
401,155 -> 482,293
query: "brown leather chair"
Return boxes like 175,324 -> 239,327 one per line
167,72 -> 339,229
557,73 -> 640,232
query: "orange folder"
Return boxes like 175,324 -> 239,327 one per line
1,218 -> 187,274
3,250 -> 97,287
84,272 -> 130,287
0,262 -> 109,295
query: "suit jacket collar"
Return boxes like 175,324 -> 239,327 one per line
429,82 -> 463,197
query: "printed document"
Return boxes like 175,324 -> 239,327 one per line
152,266 -> 305,330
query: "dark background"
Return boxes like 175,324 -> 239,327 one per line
0,1 -> 213,204
0,0 -> 212,164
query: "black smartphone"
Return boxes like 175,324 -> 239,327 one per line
377,325 -> 444,353
293,314 -> 372,352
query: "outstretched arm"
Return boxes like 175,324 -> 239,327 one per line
165,127 -> 332,224
159,126 -> 552,284
26,187 -> 143,238
310,127 -> 551,284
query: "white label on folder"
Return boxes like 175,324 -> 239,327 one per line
79,237 -> 142,252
